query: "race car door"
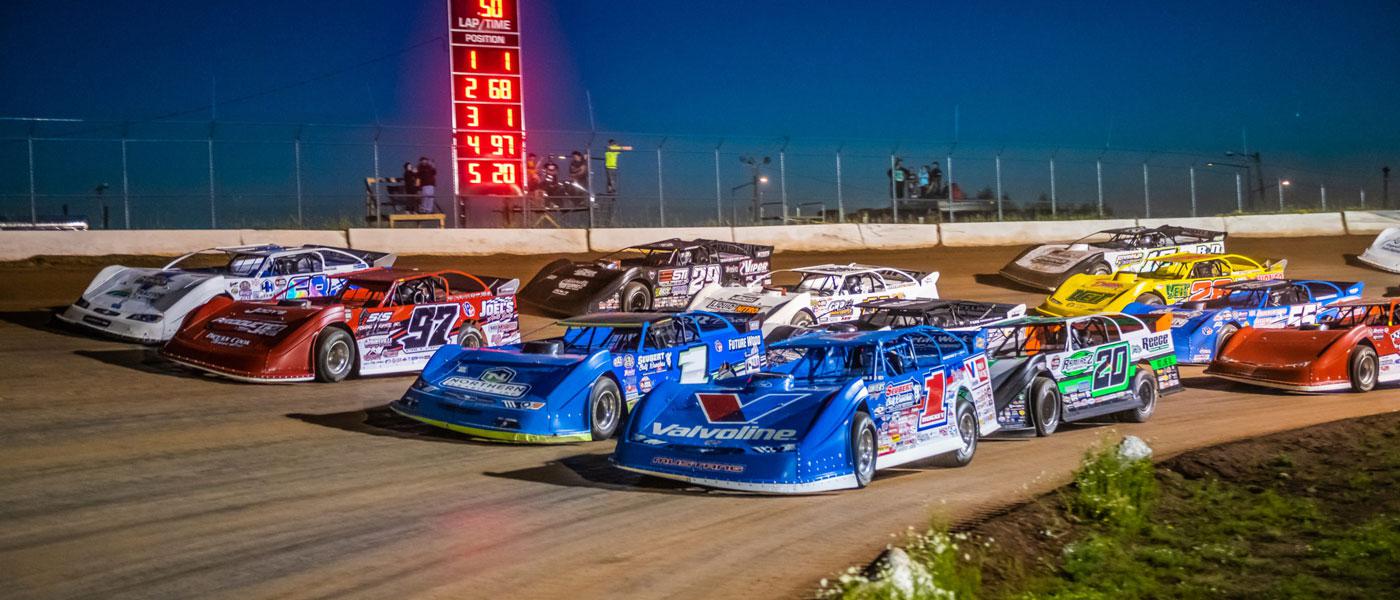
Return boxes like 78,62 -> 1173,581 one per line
357,276 -> 459,374
689,312 -> 762,377
1064,316 -> 1135,418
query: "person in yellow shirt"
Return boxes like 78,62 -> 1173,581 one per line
604,139 -> 632,194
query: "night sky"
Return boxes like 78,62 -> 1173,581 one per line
2,0 -> 1397,224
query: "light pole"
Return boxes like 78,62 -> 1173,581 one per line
737,156 -> 770,223
1226,151 -> 1265,211
1205,160 -> 1252,212
1276,178 -> 1291,211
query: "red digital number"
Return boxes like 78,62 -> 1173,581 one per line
456,132 -> 520,158
454,103 -> 521,132
453,47 -> 516,74
454,75 -> 519,102
478,0 -> 503,18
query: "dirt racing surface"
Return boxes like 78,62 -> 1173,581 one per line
1,235 -> 1397,599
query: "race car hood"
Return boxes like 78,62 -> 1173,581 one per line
1011,244 -> 1099,275
519,259 -> 634,314
689,285 -> 803,320
419,344 -> 597,405
1214,326 -> 1353,367
1357,227 -> 1400,274
172,300 -> 330,353
82,267 -> 224,315
1040,273 -> 1140,315
628,375 -> 852,450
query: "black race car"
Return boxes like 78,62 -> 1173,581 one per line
999,225 -> 1227,291
518,239 -> 773,315
768,298 -> 1027,341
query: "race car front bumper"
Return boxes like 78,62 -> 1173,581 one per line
613,439 -> 857,494
1204,361 -> 1350,394
390,388 -> 592,443
55,303 -> 171,343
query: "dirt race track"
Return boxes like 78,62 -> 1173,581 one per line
1,235 -> 1397,600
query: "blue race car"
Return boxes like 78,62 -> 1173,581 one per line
390,311 -> 763,443
613,327 -> 1000,493
1122,279 -> 1363,364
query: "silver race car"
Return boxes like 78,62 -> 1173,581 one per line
999,225 -> 1226,291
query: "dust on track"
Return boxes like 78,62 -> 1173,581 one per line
0,235 -> 1396,600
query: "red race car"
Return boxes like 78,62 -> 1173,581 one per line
1206,298 -> 1398,393
162,268 -> 521,383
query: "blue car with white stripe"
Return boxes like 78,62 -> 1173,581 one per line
613,327 -> 1000,494
390,311 -> 763,443
1122,279 -> 1363,364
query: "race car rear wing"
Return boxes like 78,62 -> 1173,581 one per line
476,276 -> 521,296
326,247 -> 396,267
1157,225 -> 1227,243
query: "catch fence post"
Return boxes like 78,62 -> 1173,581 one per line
656,142 -> 665,227
121,125 -> 131,229
294,126 -> 304,226
1320,185 -> 1327,211
27,131 -> 36,223
1189,166 -> 1197,218
1095,159 -> 1104,217
835,150 -> 845,223
1049,157 -> 1057,217
779,149 -> 788,223
1141,162 -> 1151,219
713,143 -> 722,224
1235,173 -> 1244,212
994,153 -> 1004,221
208,122 -> 217,228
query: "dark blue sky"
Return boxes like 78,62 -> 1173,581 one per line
1,0 -> 1397,224
4,1 -> 1397,156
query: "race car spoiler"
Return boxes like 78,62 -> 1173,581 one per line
1155,225 -> 1227,243
854,298 -> 1024,323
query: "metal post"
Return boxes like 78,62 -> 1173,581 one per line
1360,188 -> 1366,208
27,134 -> 36,223
1095,159 -> 1104,217
1320,185 -> 1326,211
1277,178 -> 1285,211
1141,162 -> 1151,219
656,146 -> 665,227
713,147 -> 722,224
779,150 -> 788,223
946,156 -> 954,223
889,154 -> 898,223
120,135 -> 131,229
1049,158 -> 1057,217
1235,173 -> 1244,213
994,154 -> 1004,221
585,148 -> 596,228
835,151 -> 845,223
1188,166 -> 1197,218
207,124 -> 217,228
294,136 -> 304,226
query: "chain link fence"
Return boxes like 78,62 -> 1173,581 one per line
1,117 -> 1392,229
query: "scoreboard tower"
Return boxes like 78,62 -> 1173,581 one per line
448,0 -> 524,201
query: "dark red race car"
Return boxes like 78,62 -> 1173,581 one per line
1206,298 -> 1399,393
162,268 -> 521,383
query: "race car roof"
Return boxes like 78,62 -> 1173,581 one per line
1328,298 -> 1398,308
1151,252 -> 1229,263
557,312 -> 674,328
333,268 -> 442,283
854,298 -> 1012,312
1219,279 -> 1294,290
785,263 -> 902,276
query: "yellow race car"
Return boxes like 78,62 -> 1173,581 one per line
1036,253 -> 1287,317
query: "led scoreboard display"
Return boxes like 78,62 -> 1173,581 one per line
449,0 -> 524,195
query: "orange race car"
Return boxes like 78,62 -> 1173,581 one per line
1205,298 -> 1399,393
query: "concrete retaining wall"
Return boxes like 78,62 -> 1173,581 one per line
1222,213 -> 1346,237
588,227 -> 734,253
0,230 -> 245,261
346,228 -> 589,256
1343,210 -> 1400,235
854,224 -> 940,249
939,219 -> 1137,247
239,229 -> 349,248
732,224 -> 866,252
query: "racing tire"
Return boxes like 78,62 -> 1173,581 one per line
789,309 -> 816,328
1349,345 -> 1379,393
1213,324 -> 1239,359
314,328 -> 356,383
933,398 -> 979,468
1030,377 -> 1061,437
1087,261 -> 1113,276
587,377 -> 624,440
621,281 -> 652,312
1135,293 -> 1166,306
1119,368 -> 1158,423
850,411 -> 877,488
457,326 -> 484,348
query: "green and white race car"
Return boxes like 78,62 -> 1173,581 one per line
976,313 -> 1182,436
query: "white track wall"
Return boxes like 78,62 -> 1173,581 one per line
0,212 -> 1380,261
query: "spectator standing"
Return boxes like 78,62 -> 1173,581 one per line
918,165 -> 930,197
929,161 -> 943,198
604,139 -> 632,194
568,150 -> 589,190
417,156 -> 438,214
526,153 -> 541,192
400,162 -> 419,210
887,158 -> 907,199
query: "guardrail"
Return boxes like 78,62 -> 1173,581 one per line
2,210 -> 1395,261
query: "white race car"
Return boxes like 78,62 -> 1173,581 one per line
57,244 -> 394,343
999,225 -> 1226,291
687,263 -> 940,340
1357,226 -> 1400,274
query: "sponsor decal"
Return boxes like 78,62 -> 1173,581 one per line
1066,289 -> 1114,305
106,290 -> 131,298
651,455 -> 746,473
573,268 -> 598,277
245,307 -> 287,316
637,352 -> 671,372
1061,351 -> 1094,375
714,340 -> 724,352
640,376 -> 654,393
624,354 -> 635,369
205,331 -> 250,348
1166,283 -> 1190,298
730,294 -> 763,303
557,278 -> 588,291
211,317 -> 287,336
727,336 -> 760,351
613,356 -> 625,368
440,367 -> 531,398
1141,333 -> 1171,354
651,422 -> 796,442
658,269 -> 687,284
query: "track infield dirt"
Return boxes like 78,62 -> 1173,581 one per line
0,235 -> 1397,600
